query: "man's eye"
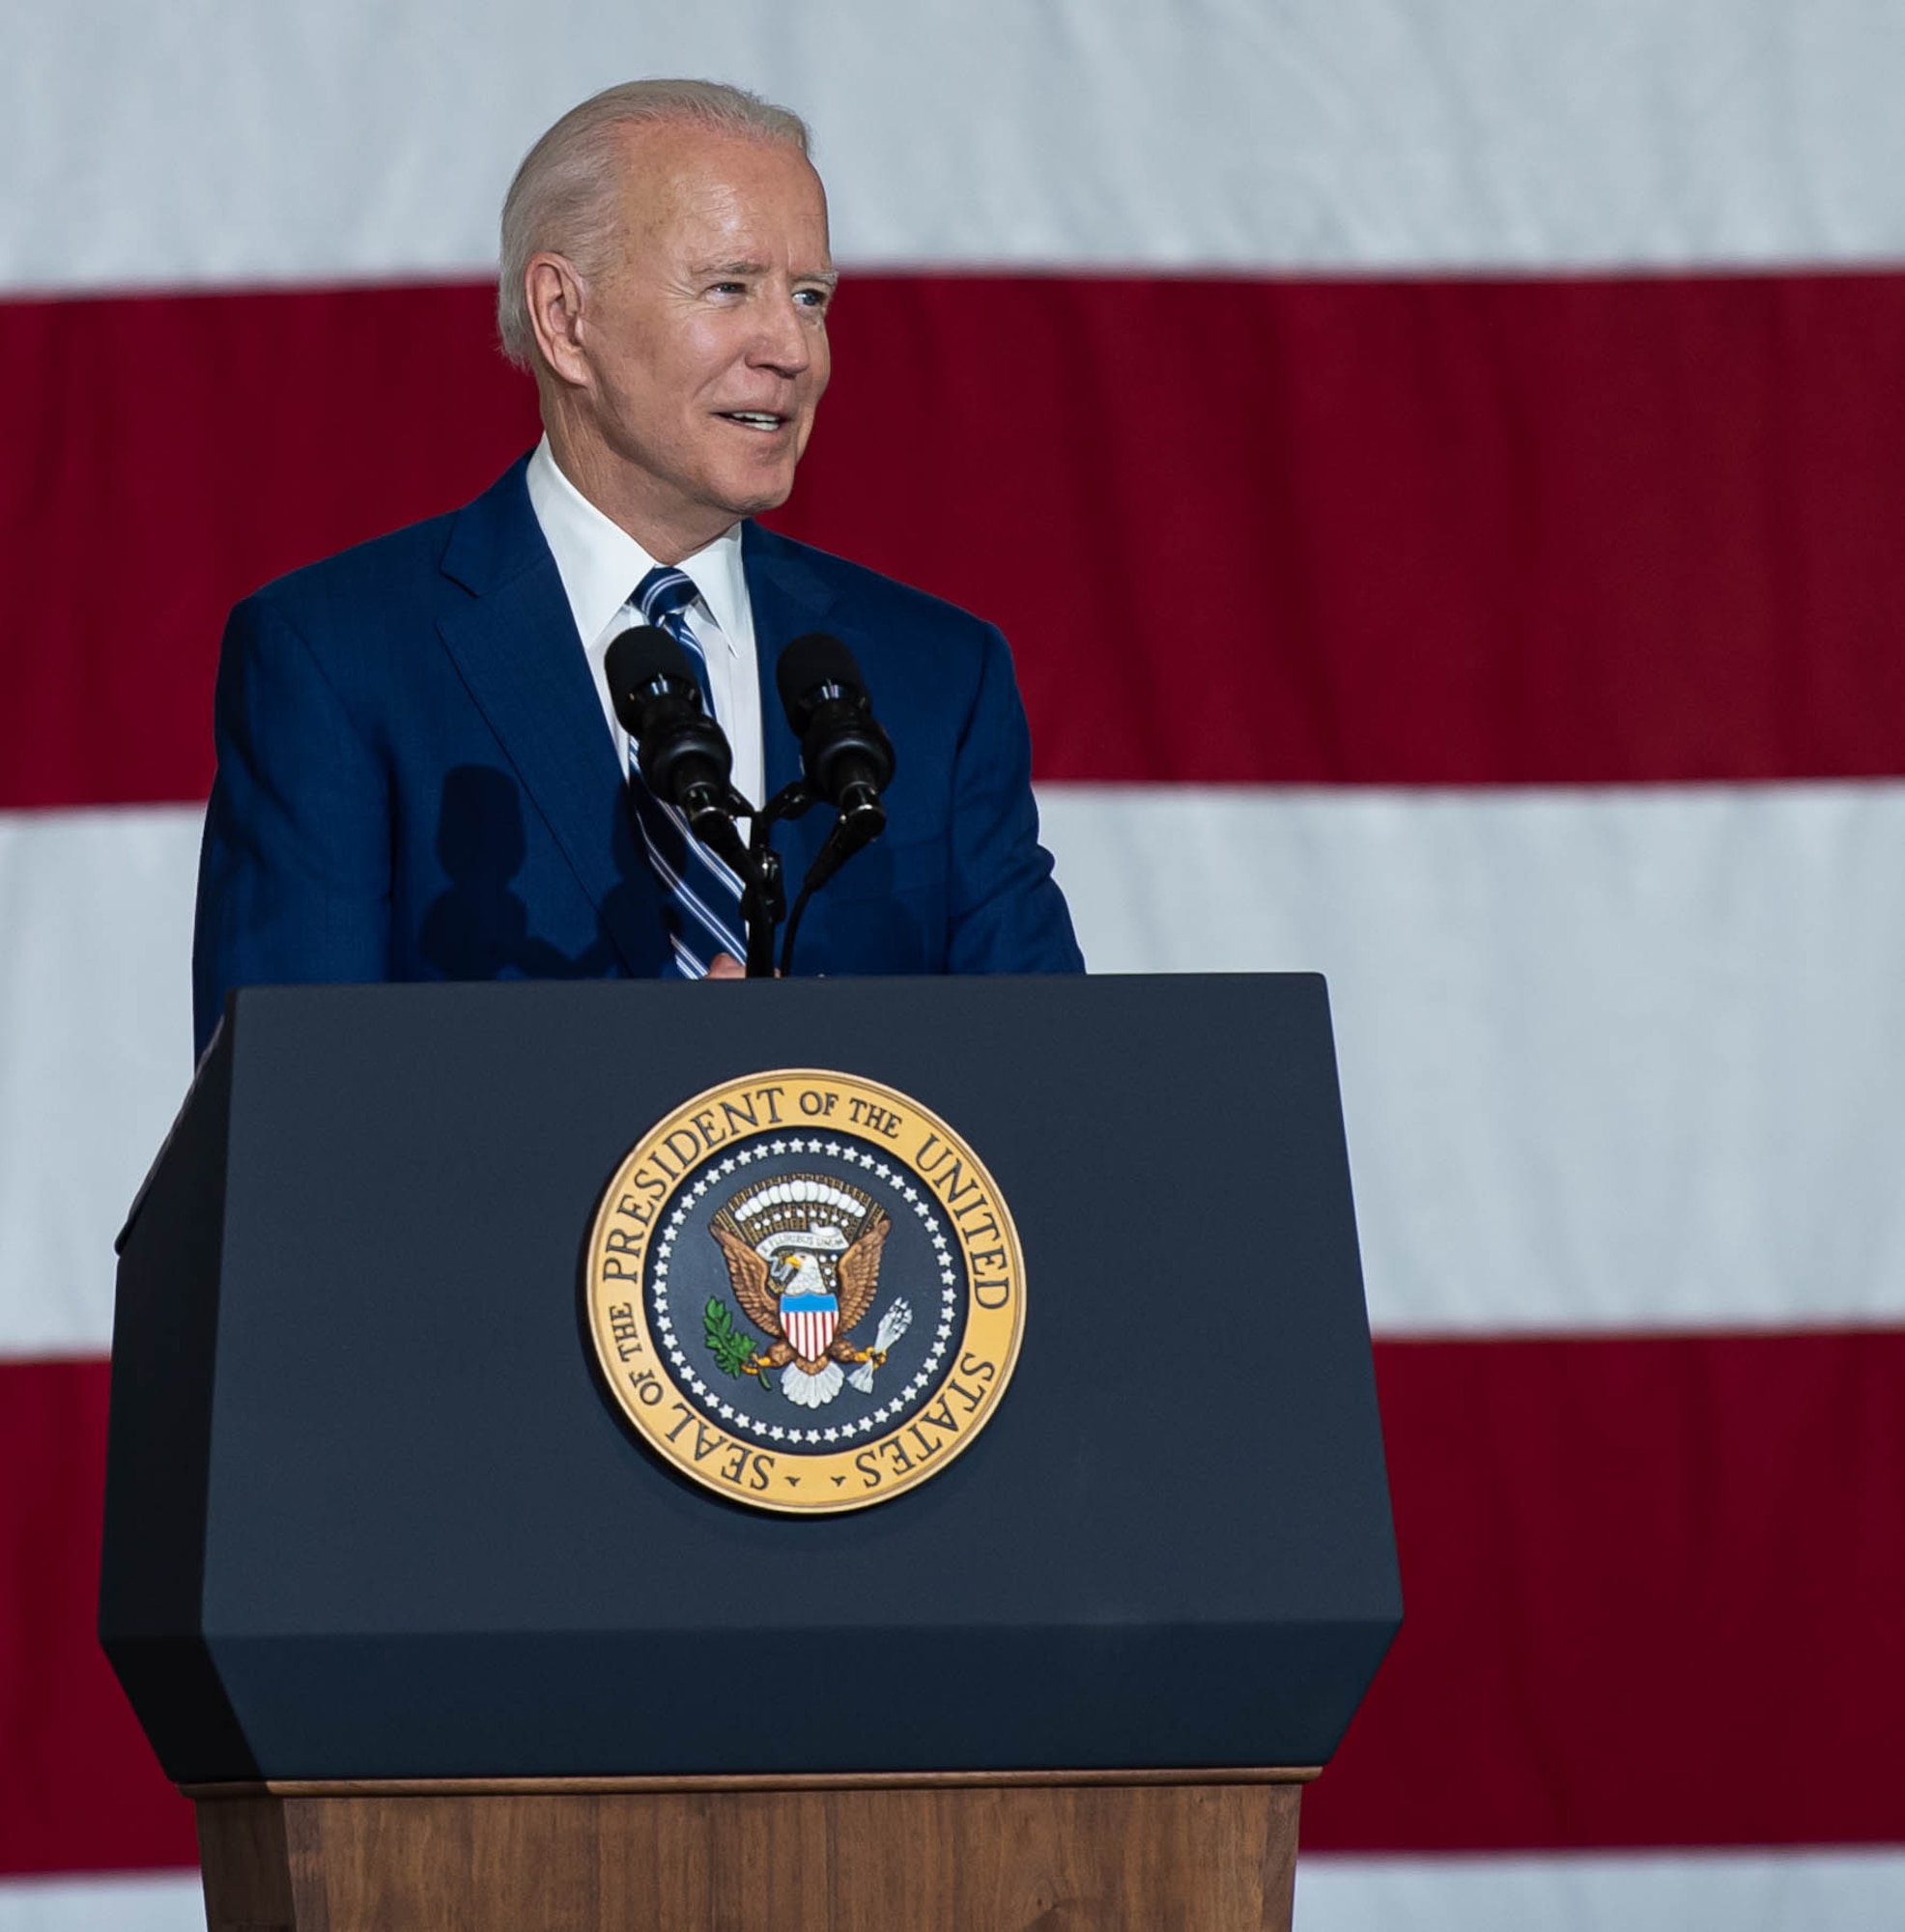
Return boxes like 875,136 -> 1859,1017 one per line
794,288 -> 831,310
708,281 -> 745,298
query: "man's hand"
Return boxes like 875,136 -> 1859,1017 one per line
706,952 -> 747,980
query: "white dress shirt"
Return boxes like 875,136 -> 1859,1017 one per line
525,437 -> 765,812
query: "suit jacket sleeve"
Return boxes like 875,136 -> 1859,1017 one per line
191,593 -> 393,1057
944,623 -> 1085,975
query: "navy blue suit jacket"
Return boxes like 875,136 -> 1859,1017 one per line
192,458 -> 1081,1057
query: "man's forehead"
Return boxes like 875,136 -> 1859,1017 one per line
600,123 -> 828,272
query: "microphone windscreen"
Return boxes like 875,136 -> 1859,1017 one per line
777,632 -> 866,731
605,625 -> 697,732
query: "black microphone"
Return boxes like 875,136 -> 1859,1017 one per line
776,633 -> 896,857
605,625 -> 750,873
772,635 -> 896,976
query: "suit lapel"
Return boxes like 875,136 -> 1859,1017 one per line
436,464 -> 659,975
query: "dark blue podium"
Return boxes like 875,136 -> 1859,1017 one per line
103,975 -> 1399,1931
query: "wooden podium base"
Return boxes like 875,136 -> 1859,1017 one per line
186,1769 -> 1317,1931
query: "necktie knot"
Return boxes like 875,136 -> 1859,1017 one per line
637,565 -> 699,630
632,564 -> 714,710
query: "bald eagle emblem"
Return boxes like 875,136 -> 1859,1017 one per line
707,1174 -> 914,1409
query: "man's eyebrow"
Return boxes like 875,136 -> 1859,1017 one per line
693,257 -> 840,290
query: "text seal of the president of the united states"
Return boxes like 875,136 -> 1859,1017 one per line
586,1070 -> 1025,1513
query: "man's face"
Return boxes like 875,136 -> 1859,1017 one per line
574,124 -> 835,538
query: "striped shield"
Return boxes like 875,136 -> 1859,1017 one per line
781,1292 -> 839,1364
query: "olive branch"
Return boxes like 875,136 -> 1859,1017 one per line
704,1297 -> 763,1381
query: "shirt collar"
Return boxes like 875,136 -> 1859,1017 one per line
525,436 -> 748,656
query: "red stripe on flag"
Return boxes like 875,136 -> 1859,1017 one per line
1307,1328 -> 1905,1851
5,1333 -> 1903,1875
0,1358 -> 195,1876
0,284 -> 538,812
8,272 -> 1905,808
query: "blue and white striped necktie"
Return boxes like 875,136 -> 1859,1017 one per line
626,565 -> 747,978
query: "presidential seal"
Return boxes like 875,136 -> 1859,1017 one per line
585,1070 -> 1024,1514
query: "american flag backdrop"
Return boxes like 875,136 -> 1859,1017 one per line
5,2 -> 1905,1925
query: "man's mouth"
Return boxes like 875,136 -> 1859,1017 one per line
718,411 -> 788,432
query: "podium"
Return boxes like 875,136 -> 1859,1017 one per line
102,975 -> 1399,1930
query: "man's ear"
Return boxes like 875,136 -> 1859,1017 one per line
526,254 -> 591,387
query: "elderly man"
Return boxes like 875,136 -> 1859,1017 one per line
191,79 -> 1081,1057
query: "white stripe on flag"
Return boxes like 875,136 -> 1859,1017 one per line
1038,781 -> 1905,1336
6,0 -> 1905,294
1295,1850 -> 1905,1931
4,1851 -> 1905,1930
0,1872 -> 203,1932
0,807 -> 199,1360
11,784 -> 1905,1357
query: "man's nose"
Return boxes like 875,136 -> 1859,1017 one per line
749,291 -> 811,375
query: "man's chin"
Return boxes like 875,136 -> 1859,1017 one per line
712,466 -> 799,522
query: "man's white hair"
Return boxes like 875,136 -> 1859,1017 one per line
497,78 -> 812,371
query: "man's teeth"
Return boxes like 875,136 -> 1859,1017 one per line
725,412 -> 783,429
